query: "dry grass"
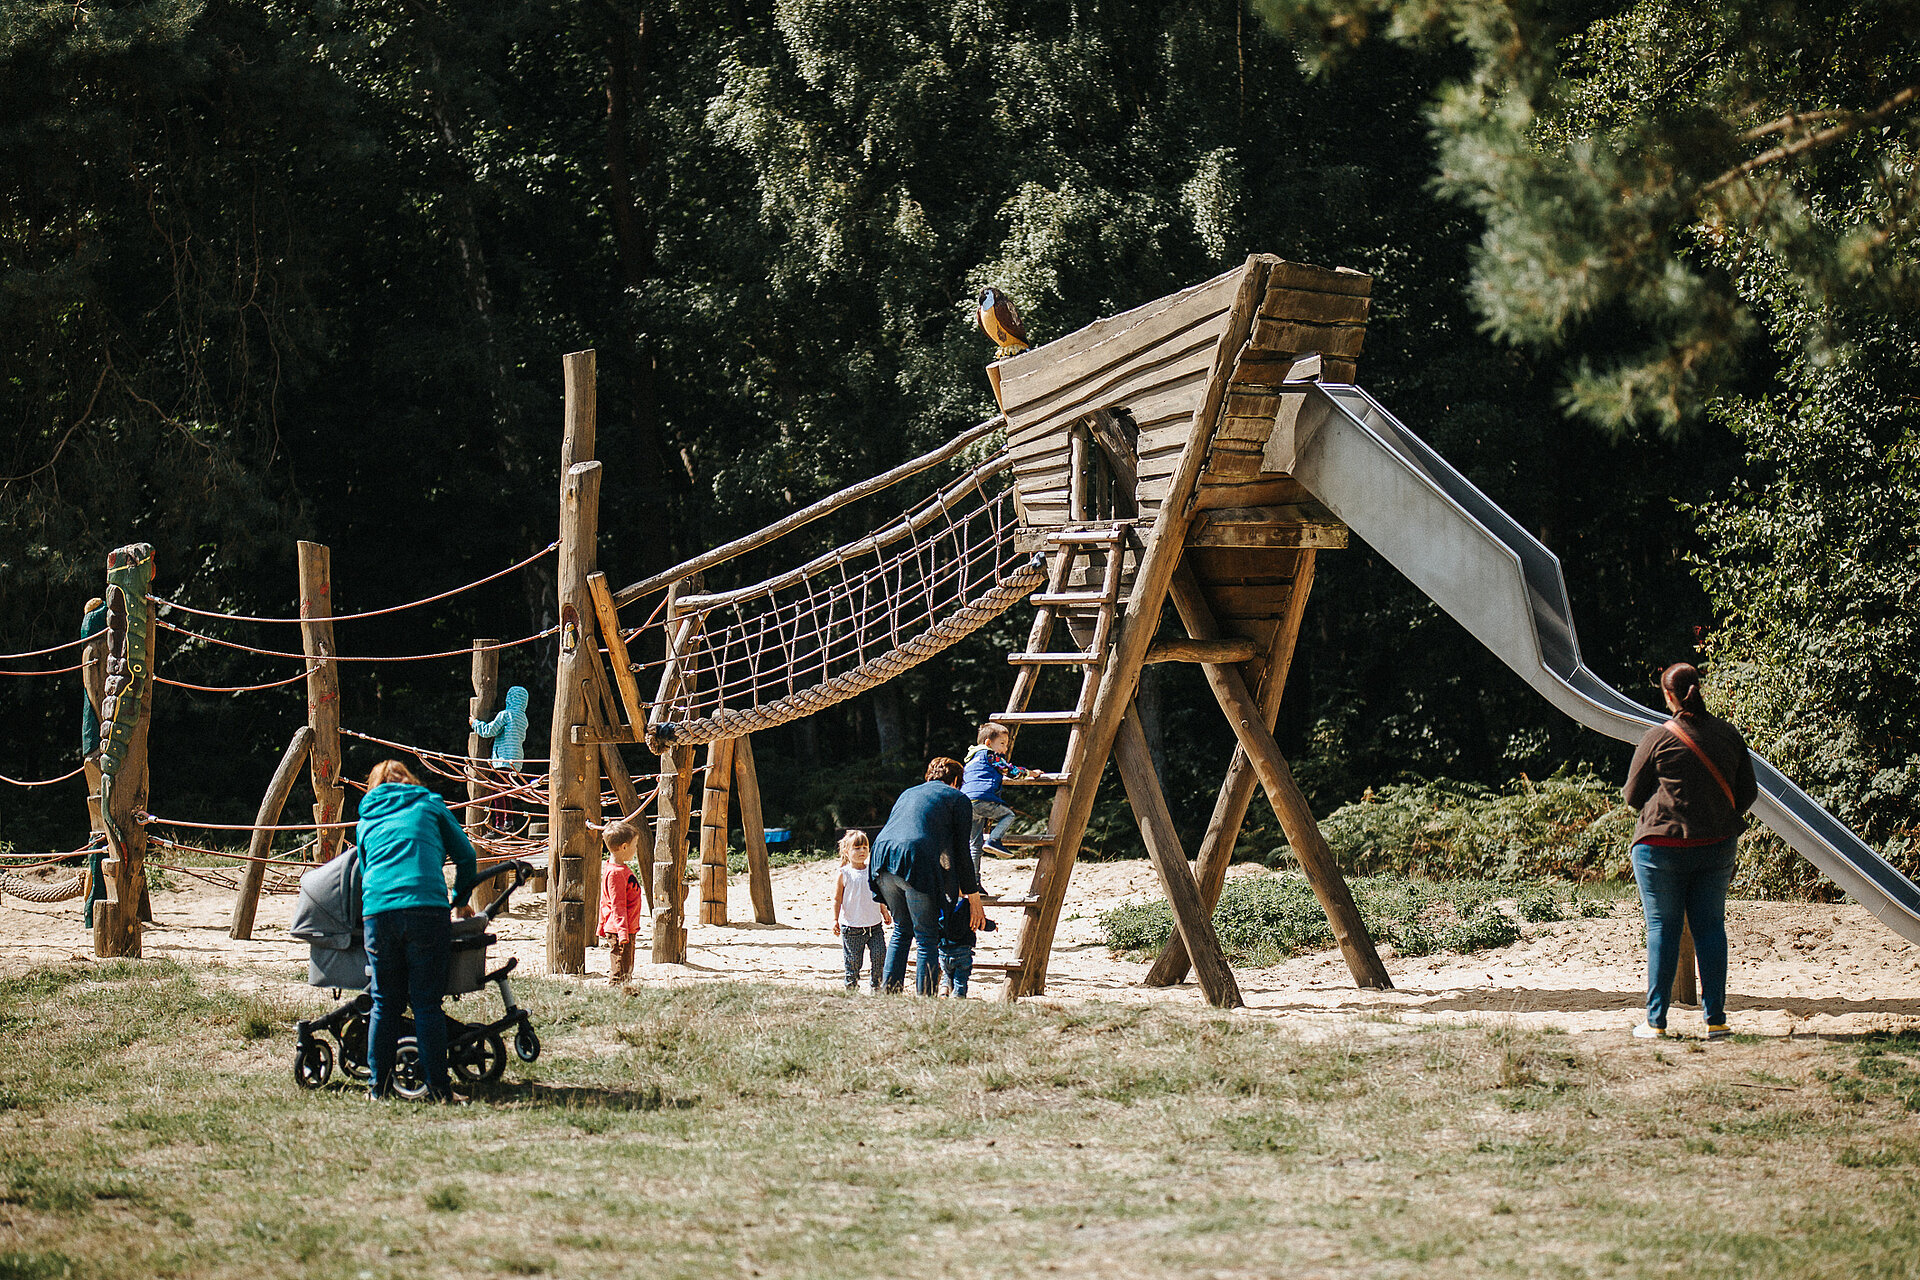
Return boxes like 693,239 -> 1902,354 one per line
2,961 -> 1919,1278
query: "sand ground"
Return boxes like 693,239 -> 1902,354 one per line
5,857 -> 1918,1039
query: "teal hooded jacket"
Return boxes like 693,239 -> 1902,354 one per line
355,783 -> 479,916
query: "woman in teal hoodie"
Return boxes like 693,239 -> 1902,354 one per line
356,760 -> 478,1100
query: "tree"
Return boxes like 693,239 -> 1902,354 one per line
1255,0 -> 1920,433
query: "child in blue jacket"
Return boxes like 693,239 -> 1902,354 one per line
961,722 -> 1031,869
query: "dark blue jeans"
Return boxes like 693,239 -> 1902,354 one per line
1632,838 -> 1738,1028
873,870 -> 941,995
939,942 -> 974,998
365,906 -> 451,1097
841,924 -> 885,989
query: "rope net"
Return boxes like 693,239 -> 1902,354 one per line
635,453 -> 1044,748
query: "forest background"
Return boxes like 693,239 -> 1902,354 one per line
3,0 -> 1916,895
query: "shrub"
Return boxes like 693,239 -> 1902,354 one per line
1099,873 -> 1539,965
1307,768 -> 1635,882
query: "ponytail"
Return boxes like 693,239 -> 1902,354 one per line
1660,663 -> 1708,717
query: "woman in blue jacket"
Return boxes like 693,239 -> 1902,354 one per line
869,757 -> 985,995
356,760 -> 478,1100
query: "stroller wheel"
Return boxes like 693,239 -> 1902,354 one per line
293,1038 -> 333,1090
391,1038 -> 431,1100
453,1031 -> 507,1085
338,1015 -> 370,1080
513,1022 -> 540,1063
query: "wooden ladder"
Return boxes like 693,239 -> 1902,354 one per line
972,523 -> 1132,977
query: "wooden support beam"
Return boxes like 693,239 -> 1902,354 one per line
1114,705 -> 1243,1008
546,350 -> 603,975
1006,257 -> 1272,1000
297,541 -> 346,862
651,744 -> 695,963
587,570 -> 646,731
1143,637 -> 1258,665
698,737 -> 736,925
1169,565 -> 1391,990
229,726 -> 315,940
465,638 -> 501,832
1147,552 -> 1317,987
733,734 -> 776,924
1672,923 -> 1699,1008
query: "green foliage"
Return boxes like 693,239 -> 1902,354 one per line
1099,872 -> 1556,964
1691,239 -> 1920,898
1309,769 -> 1636,881
1256,0 -> 1920,433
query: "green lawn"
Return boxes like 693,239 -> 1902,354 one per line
3,961 -> 1918,1279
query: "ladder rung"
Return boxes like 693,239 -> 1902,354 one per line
980,894 -> 1040,908
1007,651 -> 1100,665
1001,833 -> 1054,847
1004,772 -> 1068,785
993,711 -> 1083,726
1045,528 -> 1131,544
970,961 -> 1026,972
1029,591 -> 1114,607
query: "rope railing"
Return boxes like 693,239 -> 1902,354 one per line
632,451 -> 1044,746
0,635 -> 90,660
0,763 -> 88,787
0,660 -> 85,677
156,620 -> 559,664
152,541 -> 558,625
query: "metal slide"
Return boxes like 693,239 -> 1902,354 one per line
1280,382 -> 1920,948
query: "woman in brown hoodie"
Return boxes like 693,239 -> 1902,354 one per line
1622,663 -> 1757,1040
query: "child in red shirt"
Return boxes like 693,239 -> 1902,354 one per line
598,820 -> 646,985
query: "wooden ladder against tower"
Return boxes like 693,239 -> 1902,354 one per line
966,523 -> 1129,978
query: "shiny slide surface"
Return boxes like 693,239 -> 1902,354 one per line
1279,382 -> 1920,948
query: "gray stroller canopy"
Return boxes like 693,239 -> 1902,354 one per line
291,850 -> 367,989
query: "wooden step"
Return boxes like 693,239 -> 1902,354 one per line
970,961 -> 1026,973
1046,527 -> 1131,544
1001,833 -> 1054,847
993,710 -> 1083,726
1029,590 -> 1115,607
1007,650 -> 1100,665
979,894 -> 1040,908
1003,771 -> 1069,786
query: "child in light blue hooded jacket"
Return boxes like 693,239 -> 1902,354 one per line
471,685 -> 530,768
471,685 -> 530,831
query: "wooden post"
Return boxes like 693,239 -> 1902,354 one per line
230,727 -> 316,939
1114,705 -> 1243,1008
1146,550 -> 1317,987
297,542 -> 347,862
1671,923 -> 1699,1008
94,544 -> 155,958
1170,566 -> 1390,990
652,743 -> 695,963
546,349 -> 602,975
466,639 -> 501,831
698,737 -> 736,925
733,734 -> 776,924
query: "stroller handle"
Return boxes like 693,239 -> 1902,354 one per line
476,859 -> 538,921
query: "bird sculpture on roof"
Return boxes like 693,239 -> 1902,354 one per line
977,287 -> 1031,357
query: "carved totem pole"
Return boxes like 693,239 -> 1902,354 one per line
94,543 -> 156,957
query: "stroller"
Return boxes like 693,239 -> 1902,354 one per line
288,854 -> 540,1097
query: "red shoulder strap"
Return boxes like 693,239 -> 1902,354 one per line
1665,718 -> 1736,809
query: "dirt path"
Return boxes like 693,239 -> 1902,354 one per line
6,857 -> 1918,1038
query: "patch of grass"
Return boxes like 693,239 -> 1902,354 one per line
424,1183 -> 468,1212
4,963 -> 1920,1279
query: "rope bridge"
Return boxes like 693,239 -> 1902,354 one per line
633,452 -> 1044,748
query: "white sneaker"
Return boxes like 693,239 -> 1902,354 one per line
1632,1022 -> 1668,1040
